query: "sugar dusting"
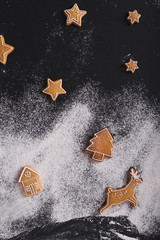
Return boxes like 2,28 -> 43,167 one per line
110,230 -> 138,240
0,83 -> 160,238
145,0 -> 160,8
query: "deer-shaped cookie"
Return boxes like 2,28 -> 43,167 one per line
99,168 -> 142,214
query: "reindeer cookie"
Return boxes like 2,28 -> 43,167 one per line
99,168 -> 142,214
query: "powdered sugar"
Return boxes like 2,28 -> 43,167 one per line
145,0 -> 160,8
0,82 -> 159,238
110,230 -> 138,240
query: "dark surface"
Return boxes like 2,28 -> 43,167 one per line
0,0 -> 160,239
9,216 -> 157,240
0,0 -> 160,100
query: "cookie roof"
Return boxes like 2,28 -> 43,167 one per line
19,165 -> 40,182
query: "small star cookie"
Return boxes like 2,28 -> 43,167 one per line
43,78 -> 66,101
127,10 -> 141,25
64,3 -> 87,27
125,59 -> 139,74
0,35 -> 14,65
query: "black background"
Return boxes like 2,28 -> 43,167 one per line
0,0 -> 160,239
0,0 -> 160,101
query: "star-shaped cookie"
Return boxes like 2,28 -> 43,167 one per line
127,10 -> 141,25
125,59 -> 139,74
43,78 -> 66,101
64,3 -> 87,27
0,35 -> 14,65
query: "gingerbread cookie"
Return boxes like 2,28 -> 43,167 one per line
127,10 -> 141,25
99,168 -> 143,214
64,3 -> 87,27
19,166 -> 43,197
86,128 -> 113,162
0,35 -> 14,65
43,78 -> 66,101
125,58 -> 139,73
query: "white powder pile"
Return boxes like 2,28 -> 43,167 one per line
111,230 -> 138,240
0,82 -> 159,238
87,85 -> 160,235
0,94 -> 93,238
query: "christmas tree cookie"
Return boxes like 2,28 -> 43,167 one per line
86,128 -> 113,162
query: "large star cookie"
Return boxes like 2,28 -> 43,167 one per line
0,35 -> 14,65
64,3 -> 87,27
43,78 -> 66,101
